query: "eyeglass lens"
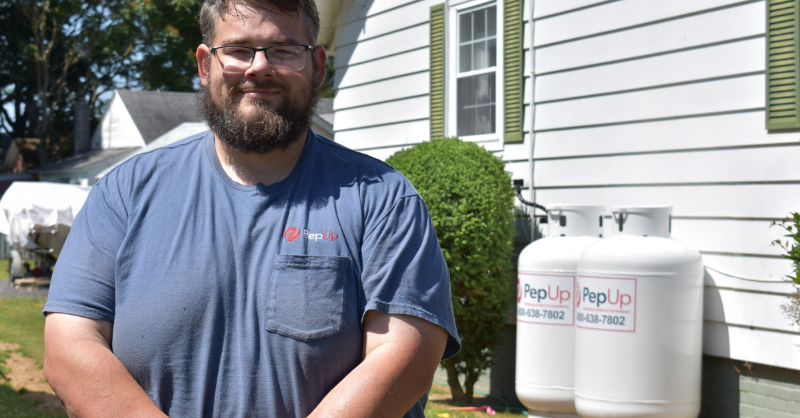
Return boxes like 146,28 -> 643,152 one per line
216,45 -> 308,73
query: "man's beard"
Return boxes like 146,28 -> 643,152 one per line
197,74 -> 320,155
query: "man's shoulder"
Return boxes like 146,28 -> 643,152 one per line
105,131 -> 209,178
313,134 -> 416,195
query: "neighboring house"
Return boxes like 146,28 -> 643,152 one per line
37,90 -> 335,185
0,134 -> 24,174
36,89 -> 201,185
319,0 -> 800,414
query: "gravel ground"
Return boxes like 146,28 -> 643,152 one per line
0,279 -> 49,298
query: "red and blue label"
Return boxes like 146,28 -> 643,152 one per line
576,275 -> 637,332
516,273 -> 575,326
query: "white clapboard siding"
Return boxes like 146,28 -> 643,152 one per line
335,72 -> 429,110
336,0 -> 419,27
335,24 -> 429,67
533,0 -> 611,19
704,322 -> 800,371
534,75 -> 764,131
533,112 -> 798,159
705,287 -> 799,333
535,0 -> 750,47
335,120 -> 430,151
335,48 -> 428,88
534,1 -> 765,74
505,160 -> 532,185
335,96 -> 429,131
496,134 -> 532,162
671,218 -> 785,257
535,38 -> 764,102
524,19 -> 532,50
704,257 -> 794,293
533,184 -> 800,219
533,145 -> 800,188
334,0 -> 431,49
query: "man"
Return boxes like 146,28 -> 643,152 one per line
42,0 -> 460,416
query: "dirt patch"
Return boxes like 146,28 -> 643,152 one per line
0,341 -> 65,415
3,352 -> 54,394
0,341 -> 20,351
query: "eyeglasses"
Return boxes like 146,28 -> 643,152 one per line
210,44 -> 313,73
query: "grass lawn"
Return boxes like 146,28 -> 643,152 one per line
0,297 -> 47,368
0,296 -> 62,417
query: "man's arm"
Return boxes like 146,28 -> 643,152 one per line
309,311 -> 448,418
43,313 -> 167,418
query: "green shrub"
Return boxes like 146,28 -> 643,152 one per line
772,213 -> 800,326
387,137 -> 516,403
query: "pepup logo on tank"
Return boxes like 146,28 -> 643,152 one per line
577,284 -> 632,309
520,283 -> 572,305
575,275 -> 637,332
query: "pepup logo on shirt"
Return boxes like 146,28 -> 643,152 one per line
284,227 -> 339,242
284,227 -> 301,242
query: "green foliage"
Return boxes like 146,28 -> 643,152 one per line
772,213 -> 800,285
0,297 -> 47,368
320,57 -> 335,98
134,0 -> 203,92
772,213 -> 800,328
0,0 -> 206,165
386,137 -> 516,403
0,384 -> 64,418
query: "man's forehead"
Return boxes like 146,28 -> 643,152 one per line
214,3 -> 306,42
219,3 -> 300,27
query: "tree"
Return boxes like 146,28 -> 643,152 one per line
0,0 -> 145,164
134,0 -> 203,92
386,137 -> 516,403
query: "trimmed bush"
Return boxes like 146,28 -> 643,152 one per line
387,137 -> 516,403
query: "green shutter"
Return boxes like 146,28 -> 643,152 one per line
503,0 -> 524,143
767,0 -> 800,131
430,4 -> 446,139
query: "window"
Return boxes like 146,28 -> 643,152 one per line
457,6 -> 497,136
429,0 -> 523,143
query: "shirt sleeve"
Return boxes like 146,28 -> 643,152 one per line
360,195 -> 461,359
43,178 -> 127,321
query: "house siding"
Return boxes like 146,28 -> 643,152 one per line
330,0 -> 800,410
531,0 -> 800,376
331,0 -> 534,196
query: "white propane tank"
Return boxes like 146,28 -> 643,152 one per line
574,206 -> 704,418
516,204 -> 605,415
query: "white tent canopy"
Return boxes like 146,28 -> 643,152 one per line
0,182 -> 91,251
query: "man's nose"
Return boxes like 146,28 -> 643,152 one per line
245,50 -> 275,77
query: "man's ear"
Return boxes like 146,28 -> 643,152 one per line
197,44 -> 212,87
312,45 -> 328,88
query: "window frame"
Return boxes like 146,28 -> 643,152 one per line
446,0 -> 504,146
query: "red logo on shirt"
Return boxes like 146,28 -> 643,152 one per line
284,227 -> 301,242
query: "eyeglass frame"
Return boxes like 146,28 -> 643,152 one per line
209,44 -> 314,73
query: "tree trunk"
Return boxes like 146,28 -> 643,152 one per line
464,368 -> 481,404
443,358 -> 466,403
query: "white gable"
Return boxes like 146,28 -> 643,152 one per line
90,91 -> 146,150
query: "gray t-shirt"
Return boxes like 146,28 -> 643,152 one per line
44,131 -> 460,417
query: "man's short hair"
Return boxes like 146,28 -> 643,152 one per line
199,0 -> 320,47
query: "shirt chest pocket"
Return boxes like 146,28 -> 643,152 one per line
267,255 -> 352,341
